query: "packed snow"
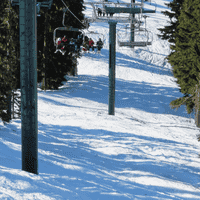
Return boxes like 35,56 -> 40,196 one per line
1,0 -> 200,199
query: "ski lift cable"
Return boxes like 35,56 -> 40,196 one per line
54,0 -> 105,50
60,0 -> 86,29
60,0 -> 101,35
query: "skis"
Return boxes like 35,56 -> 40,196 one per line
54,49 -> 66,55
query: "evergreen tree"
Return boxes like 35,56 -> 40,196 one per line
167,0 -> 200,115
8,1 -> 21,119
157,0 -> 184,45
0,0 -> 20,123
0,0 -> 14,122
157,0 -> 184,81
10,3 -> 20,90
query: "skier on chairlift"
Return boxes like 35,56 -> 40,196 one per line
97,8 -> 102,16
103,6 -> 109,17
73,39 -> 79,53
55,36 -> 68,55
56,37 -> 62,48
102,11 -> 109,17
97,38 -> 103,51
77,34 -> 83,50
97,8 -> 102,17
82,42 -> 88,51
67,38 -> 74,52
88,38 -> 94,51
110,12 -> 114,17
83,36 -> 89,51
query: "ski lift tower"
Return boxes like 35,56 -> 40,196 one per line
85,0 -> 156,115
84,1 -> 141,23
10,0 -> 53,175
105,0 -> 156,47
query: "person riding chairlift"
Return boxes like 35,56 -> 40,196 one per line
55,36 -> 67,55
77,34 -> 83,52
68,38 -> 77,52
59,35 -> 68,50
88,38 -> 94,51
97,8 -> 102,17
97,38 -> 103,51
82,35 -> 90,51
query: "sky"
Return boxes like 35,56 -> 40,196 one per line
1,0 -> 200,199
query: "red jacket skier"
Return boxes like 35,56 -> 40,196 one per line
88,38 -> 94,47
57,36 -> 68,50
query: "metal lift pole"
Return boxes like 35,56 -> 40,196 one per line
20,0 -> 38,175
108,20 -> 117,115
130,0 -> 135,47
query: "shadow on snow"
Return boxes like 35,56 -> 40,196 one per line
39,73 -> 194,119
1,121 -> 199,199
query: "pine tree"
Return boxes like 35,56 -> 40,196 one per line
8,1 -> 21,119
0,0 -> 20,123
167,0 -> 200,116
157,0 -> 184,45
9,2 -> 20,90
157,0 -> 184,78
0,0 -> 13,122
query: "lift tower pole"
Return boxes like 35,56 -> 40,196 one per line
130,0 -> 135,48
11,0 -> 53,175
84,1 -> 155,115
20,0 -> 38,175
108,20 -> 117,115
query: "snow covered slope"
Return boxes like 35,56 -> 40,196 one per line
0,0 -> 200,199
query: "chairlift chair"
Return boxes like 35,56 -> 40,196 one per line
117,26 -> 153,47
53,8 -> 84,55
83,31 -> 105,51
53,27 -> 83,54
117,13 -> 153,47
84,31 -> 105,43
84,2 -> 135,23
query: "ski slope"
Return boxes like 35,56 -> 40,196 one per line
1,0 -> 200,199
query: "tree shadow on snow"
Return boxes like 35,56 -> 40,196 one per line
0,120 -> 199,199
84,48 -> 173,77
38,73 -> 194,119
36,123 -> 200,199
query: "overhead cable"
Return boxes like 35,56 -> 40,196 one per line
60,0 -> 86,28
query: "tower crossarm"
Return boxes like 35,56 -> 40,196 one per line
84,2 -> 142,6
105,7 -> 155,14
11,0 -> 53,10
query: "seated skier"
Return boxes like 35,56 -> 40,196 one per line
88,38 -> 94,51
83,40 -> 89,51
97,8 -> 102,17
110,12 -> 114,17
68,38 -> 76,52
103,6 -> 109,17
84,35 -> 89,44
76,34 -> 84,52
55,37 -> 67,55
82,36 -> 90,51
96,38 -> 103,51
60,35 -> 69,50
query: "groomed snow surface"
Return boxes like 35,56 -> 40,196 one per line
1,0 -> 200,199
